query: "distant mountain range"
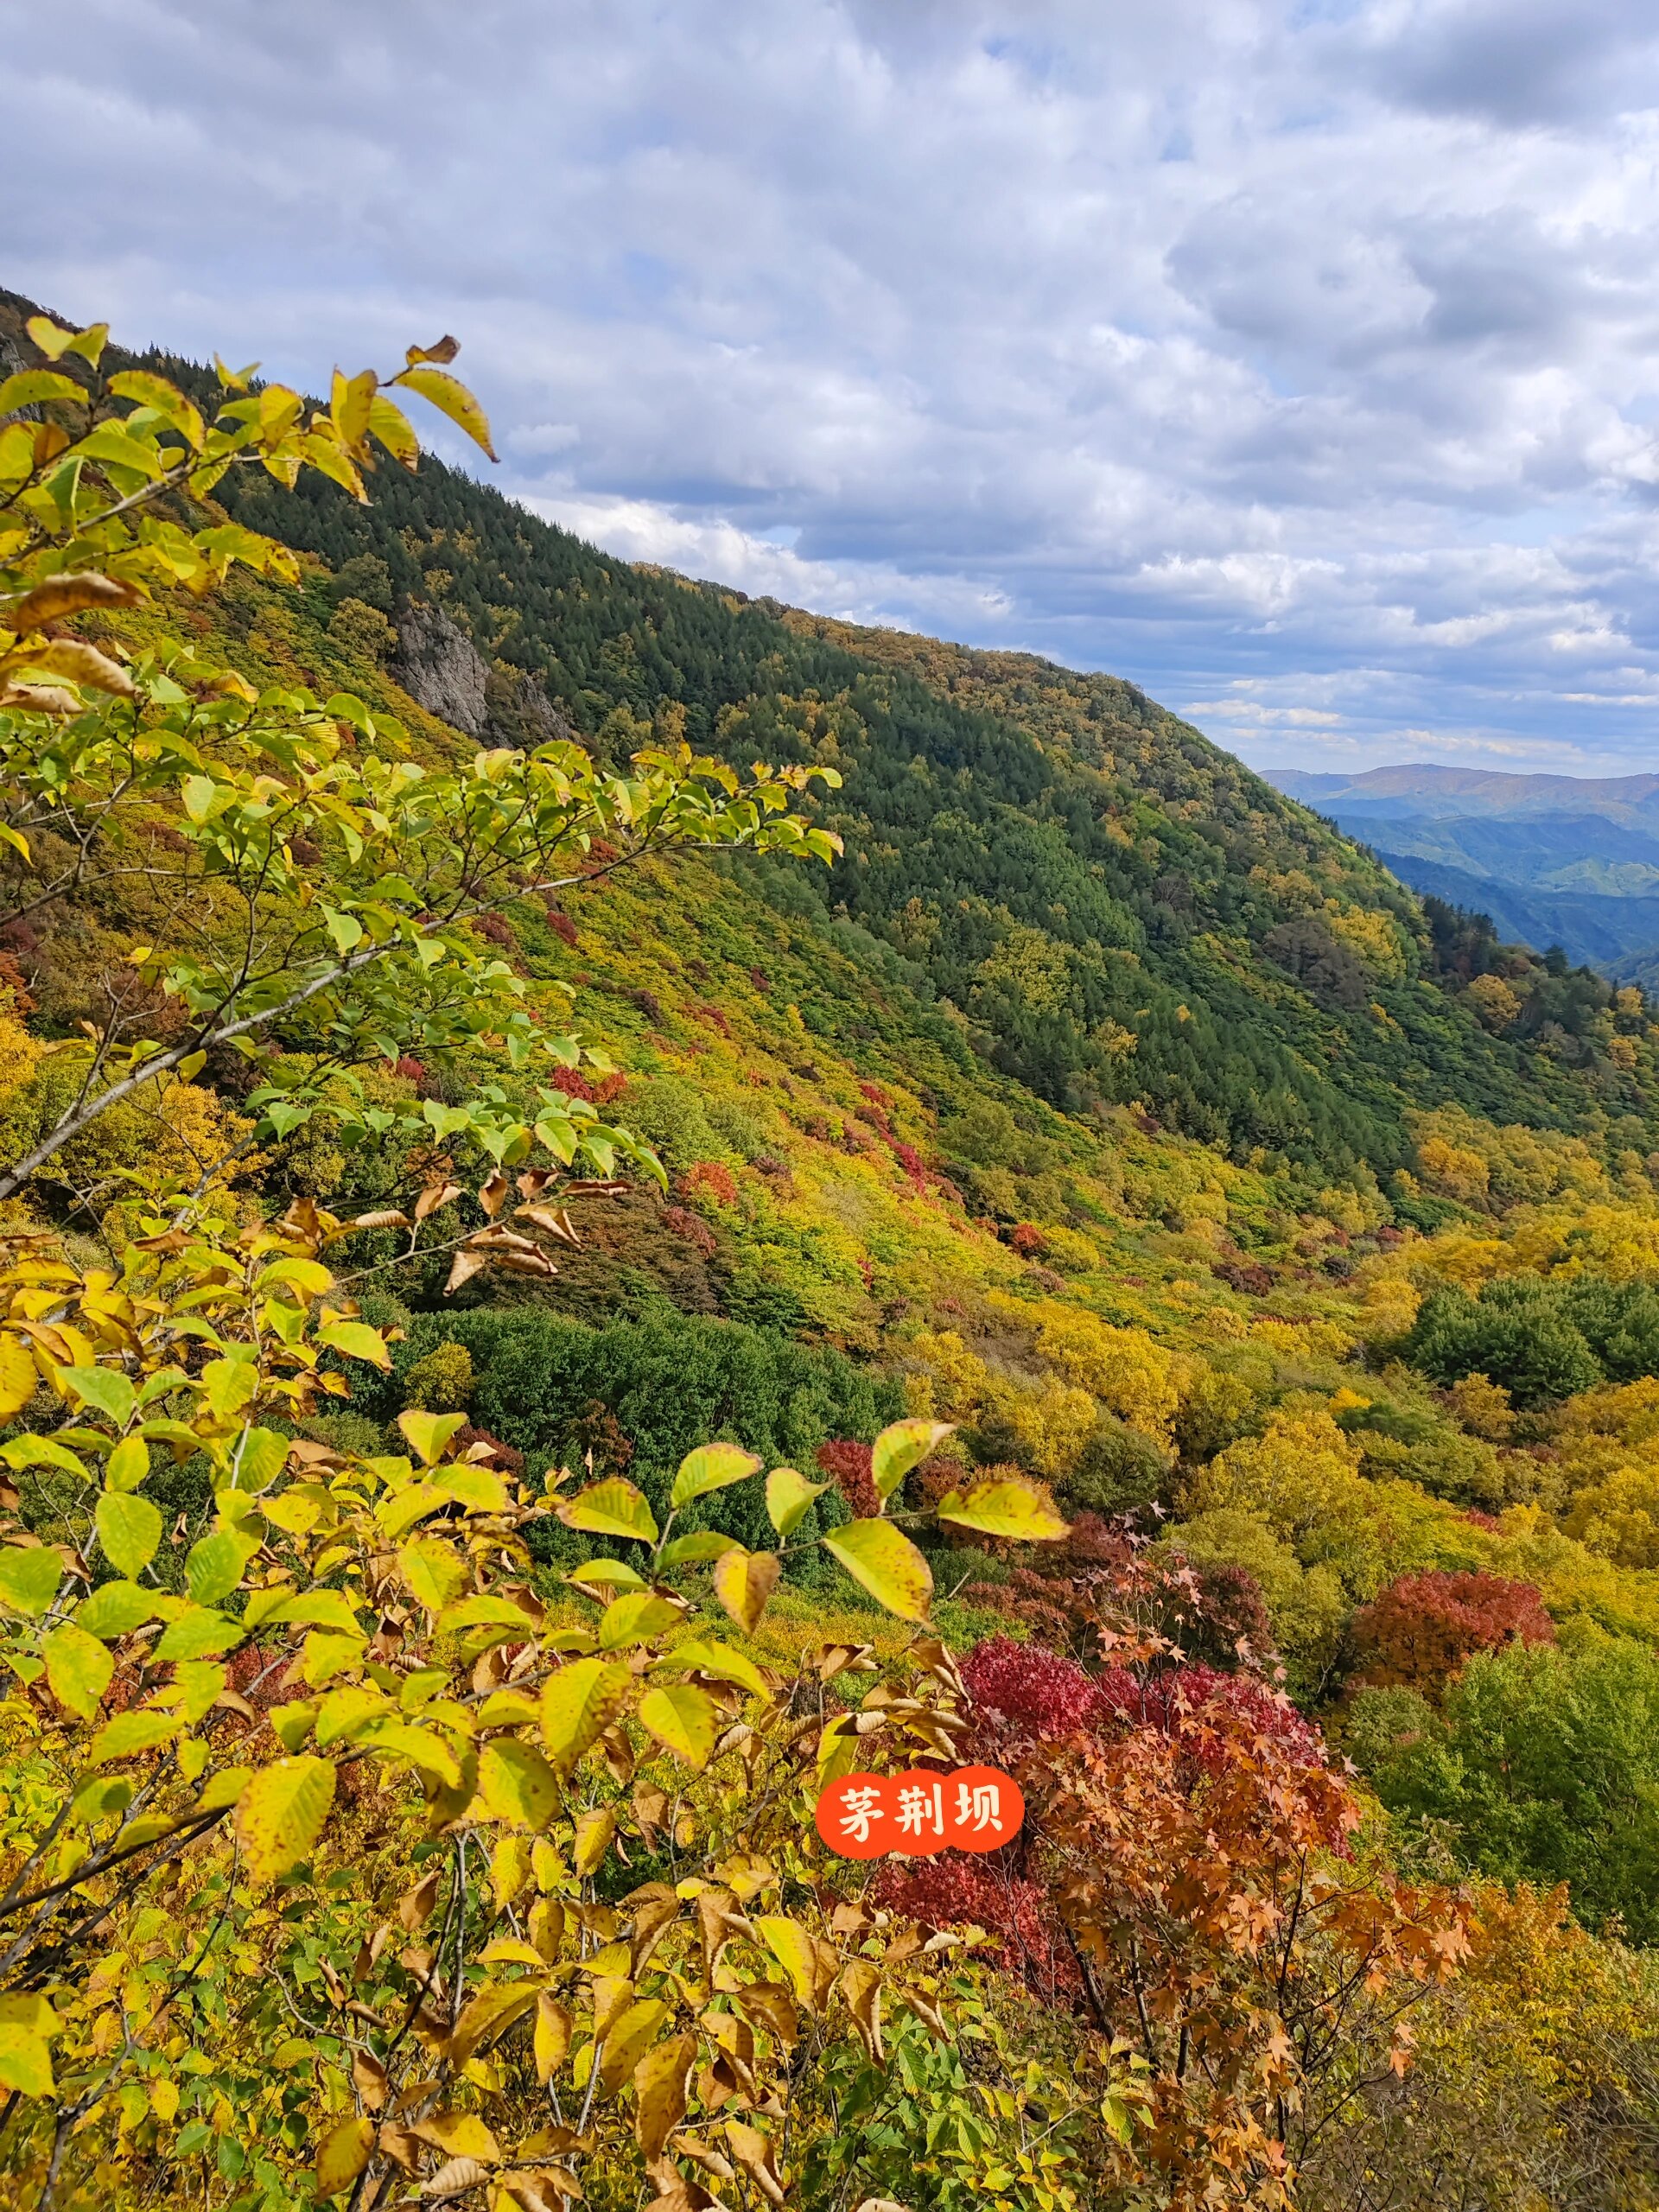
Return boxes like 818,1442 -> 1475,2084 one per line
1265,764 -> 1659,982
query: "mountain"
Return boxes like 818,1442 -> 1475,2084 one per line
1266,763 -> 1659,978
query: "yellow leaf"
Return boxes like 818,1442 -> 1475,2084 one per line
637,1682 -> 717,1770
555,1477 -> 658,1544
479,1738 -> 562,1831
314,2114 -> 374,2197
448,1983 -> 538,2069
0,1337 -> 35,1421
397,1535 -> 467,1611
534,1993 -> 573,2082
414,2109 -> 502,2162
765,1465 -> 827,1538
822,1519 -> 932,1622
634,2031 -> 695,2156
755,1916 -> 819,2011
651,1637 -> 767,1699
573,1804 -> 616,1875
0,2025 -> 53,2098
397,1408 -> 467,1465
871,1418 -> 954,1501
598,1997 -> 668,2094
712,1547 -> 780,1635
540,1657 -> 632,1774
934,1477 -> 1070,1542
42,1622 -> 113,1719
391,362 -> 498,459
596,1592 -> 682,1649
234,1755 -> 336,1885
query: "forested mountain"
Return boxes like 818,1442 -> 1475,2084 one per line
195,404 -> 1659,1185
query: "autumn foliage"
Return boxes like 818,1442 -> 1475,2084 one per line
1351,1569 -> 1556,1694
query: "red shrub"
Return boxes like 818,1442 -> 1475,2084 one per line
393,1055 -> 426,1086
1008,1223 -> 1046,1257
893,1141 -> 927,1189
662,1204 -> 717,1256
473,912 -> 517,948
959,1635 -> 1103,1739
545,908 -> 579,947
1351,1570 -> 1555,1694
875,1857 -> 1078,2000
815,1439 -> 878,1517
1095,1664 -> 1326,1769
681,1160 -> 738,1207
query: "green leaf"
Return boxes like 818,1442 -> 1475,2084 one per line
0,2024 -> 54,2099
391,363 -> 498,459
235,1755 -> 336,1885
322,908 -> 364,954
152,1605 -> 244,1662
596,1592 -> 682,1650
765,1466 -> 828,1539
478,1738 -> 562,1830
0,1546 -> 63,1619
75,1580 -> 157,1639
356,1719 -> 462,1786
637,1682 -> 718,1770
200,1357 -> 257,1420
871,1419 -> 955,1502
1,1436 -> 85,1477
934,1478 -> 1071,1542
656,1531 -> 741,1568
567,1557 -> 650,1592
87,1711 -> 181,1765
670,1441 -> 761,1509
185,1528 -> 257,1607
396,1408 -> 467,1466
556,1477 -> 658,1545
42,1623 -> 114,1718
105,1435 -> 150,1493
652,1637 -> 768,1698
60,1364 -> 136,1427
318,1320 -> 392,1371
822,1519 -> 933,1622
540,1656 -> 632,1774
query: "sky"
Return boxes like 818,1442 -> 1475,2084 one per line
10,0 -> 1659,778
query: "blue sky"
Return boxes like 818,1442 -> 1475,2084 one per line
12,0 -> 1659,775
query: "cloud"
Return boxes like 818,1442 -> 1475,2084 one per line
10,0 -> 1659,773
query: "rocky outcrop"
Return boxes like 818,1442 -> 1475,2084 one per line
391,601 -> 491,736
391,601 -> 574,747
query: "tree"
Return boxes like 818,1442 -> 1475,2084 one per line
1349,1572 -> 1555,1697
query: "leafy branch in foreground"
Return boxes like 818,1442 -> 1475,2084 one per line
0,311 -> 842,1207
0,1205 -> 1070,2208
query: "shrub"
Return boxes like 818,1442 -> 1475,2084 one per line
399,1338 -> 474,1412
960,1635 -> 1103,1738
817,1439 -> 879,1517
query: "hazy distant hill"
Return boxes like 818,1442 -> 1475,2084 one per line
1266,763 -> 1659,978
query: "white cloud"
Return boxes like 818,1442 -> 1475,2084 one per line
10,0 -> 1659,772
